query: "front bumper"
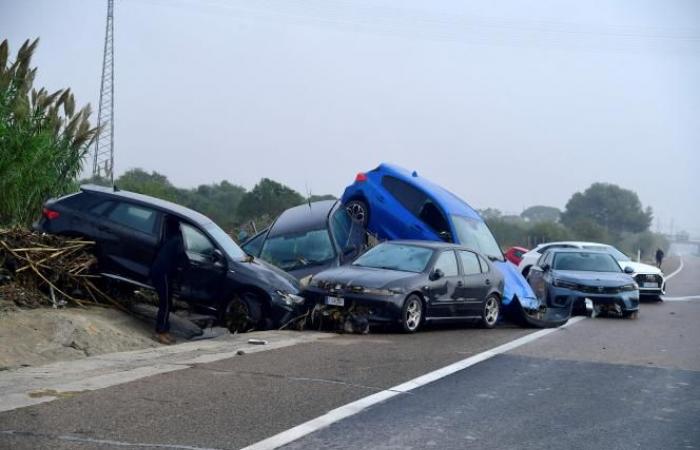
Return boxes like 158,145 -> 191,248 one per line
303,287 -> 405,324
633,273 -> 666,297
548,286 -> 639,313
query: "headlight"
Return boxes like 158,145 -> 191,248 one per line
356,287 -> 404,296
275,290 -> 306,306
299,275 -> 313,289
553,279 -> 579,290
621,283 -> 638,291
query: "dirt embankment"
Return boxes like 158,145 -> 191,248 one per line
0,304 -> 158,370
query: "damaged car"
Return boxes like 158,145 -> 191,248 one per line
527,248 -> 640,318
304,241 -> 505,333
341,163 -> 570,327
34,185 -> 304,330
241,200 -> 367,279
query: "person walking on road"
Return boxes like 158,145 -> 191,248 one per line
655,248 -> 665,269
151,218 -> 188,345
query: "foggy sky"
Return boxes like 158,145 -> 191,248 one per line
2,0 -> 699,236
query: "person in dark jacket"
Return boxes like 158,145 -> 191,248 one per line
151,218 -> 188,344
655,248 -> 665,268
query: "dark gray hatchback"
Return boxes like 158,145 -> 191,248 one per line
35,185 -> 304,329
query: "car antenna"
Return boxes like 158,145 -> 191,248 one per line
305,183 -> 312,209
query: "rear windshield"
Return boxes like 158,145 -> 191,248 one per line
260,229 -> 336,271
553,252 -> 621,272
353,243 -> 433,273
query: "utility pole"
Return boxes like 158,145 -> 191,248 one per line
92,0 -> 115,183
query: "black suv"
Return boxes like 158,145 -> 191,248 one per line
34,185 -> 304,329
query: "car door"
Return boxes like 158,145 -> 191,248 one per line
176,222 -> 228,306
379,176 -> 437,240
330,206 -> 365,264
457,250 -> 491,316
527,251 -> 553,301
425,250 -> 462,318
99,201 -> 162,283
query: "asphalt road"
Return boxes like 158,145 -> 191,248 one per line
1,256 -> 698,450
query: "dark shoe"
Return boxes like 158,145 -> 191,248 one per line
155,332 -> 176,345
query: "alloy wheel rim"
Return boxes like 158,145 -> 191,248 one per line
485,297 -> 499,325
405,298 -> 422,330
347,203 -> 366,223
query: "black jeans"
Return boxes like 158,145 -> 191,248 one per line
152,272 -> 172,333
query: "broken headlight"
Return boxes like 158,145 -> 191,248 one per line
275,290 -> 306,306
299,275 -> 313,289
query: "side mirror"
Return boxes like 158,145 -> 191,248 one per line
541,264 -> 551,272
624,266 -> 634,274
438,231 -> 452,243
430,268 -> 445,281
212,249 -> 225,265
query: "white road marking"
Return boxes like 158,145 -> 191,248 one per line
665,257 -> 684,280
241,316 -> 586,450
661,295 -> 700,302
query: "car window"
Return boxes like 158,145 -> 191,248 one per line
330,207 -> 353,251
418,200 -> 451,239
181,223 -> 215,257
260,229 -> 336,271
89,200 -> 114,216
478,255 -> 490,273
242,231 -> 266,257
107,202 -> 158,235
353,243 -> 433,273
381,176 -> 427,216
434,251 -> 459,277
458,251 -> 481,275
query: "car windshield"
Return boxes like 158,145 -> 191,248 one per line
553,252 -> 622,272
260,229 -> 336,271
204,223 -> 246,260
353,243 -> 433,273
451,215 -> 504,261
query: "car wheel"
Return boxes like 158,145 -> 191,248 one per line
224,293 -> 262,333
623,310 -> 639,320
401,295 -> 423,333
346,200 -> 369,227
480,295 -> 500,329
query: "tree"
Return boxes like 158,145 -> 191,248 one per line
115,169 -> 182,202
521,205 -> 561,223
561,183 -> 652,236
237,178 -> 304,224
0,39 -> 99,226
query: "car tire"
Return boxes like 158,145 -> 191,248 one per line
480,294 -> 500,329
346,200 -> 369,227
224,293 -> 263,333
400,294 -> 423,333
623,310 -> 639,320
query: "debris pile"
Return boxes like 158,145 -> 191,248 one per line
0,229 -> 121,309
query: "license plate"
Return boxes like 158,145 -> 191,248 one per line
643,282 -> 658,288
326,296 -> 344,306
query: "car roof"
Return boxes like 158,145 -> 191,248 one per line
383,239 -> 484,254
545,248 -> 612,255
374,163 -> 482,220
536,241 -> 609,249
80,184 -> 213,226
267,200 -> 338,237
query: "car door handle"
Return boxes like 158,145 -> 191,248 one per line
485,279 -> 491,286
456,281 -> 464,287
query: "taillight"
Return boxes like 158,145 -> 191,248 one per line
355,172 -> 367,182
43,208 -> 60,220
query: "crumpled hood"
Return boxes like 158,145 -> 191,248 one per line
311,265 -> 419,290
493,260 -> 539,309
554,270 -> 634,286
619,261 -> 662,276
233,257 -> 301,293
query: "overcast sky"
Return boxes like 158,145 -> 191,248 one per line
2,0 -> 699,236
